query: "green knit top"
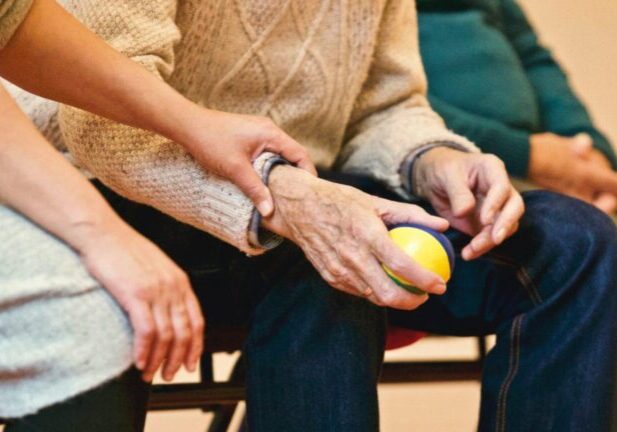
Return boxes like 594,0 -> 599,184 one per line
417,0 -> 617,177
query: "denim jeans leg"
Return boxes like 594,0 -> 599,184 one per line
244,257 -> 387,432
480,191 -> 617,432
391,190 -> 617,431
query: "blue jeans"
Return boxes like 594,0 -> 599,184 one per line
95,181 -> 617,432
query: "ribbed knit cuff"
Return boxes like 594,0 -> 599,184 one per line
247,156 -> 289,250
0,0 -> 34,49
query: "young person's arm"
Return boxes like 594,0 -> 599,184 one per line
0,84 -> 204,383
0,0 -> 314,219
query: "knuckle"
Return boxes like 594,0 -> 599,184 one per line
376,288 -> 398,305
139,324 -> 155,339
176,331 -> 191,344
175,270 -> 190,287
193,321 -> 205,335
159,328 -> 173,343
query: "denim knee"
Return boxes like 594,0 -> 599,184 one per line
517,190 -> 617,301
521,190 -> 617,251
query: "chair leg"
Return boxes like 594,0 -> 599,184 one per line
206,354 -> 246,432
477,336 -> 488,366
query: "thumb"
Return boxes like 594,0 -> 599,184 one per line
229,161 -> 275,217
570,133 -> 593,157
445,174 -> 476,218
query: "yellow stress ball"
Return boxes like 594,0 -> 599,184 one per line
383,224 -> 455,295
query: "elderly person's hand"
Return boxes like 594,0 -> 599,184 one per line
529,133 -> 617,213
71,218 -> 205,383
413,147 -> 525,261
262,166 -> 450,311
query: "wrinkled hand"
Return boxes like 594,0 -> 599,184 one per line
530,133 -> 617,212
262,165 -> 450,310
182,110 -> 316,217
413,148 -> 524,261
75,219 -> 204,382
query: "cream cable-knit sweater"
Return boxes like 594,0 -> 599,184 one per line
0,0 -> 33,49
14,0 -> 477,255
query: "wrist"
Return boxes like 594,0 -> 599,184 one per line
156,102 -> 212,151
412,146 -> 465,197
62,205 -> 129,255
261,165 -> 316,236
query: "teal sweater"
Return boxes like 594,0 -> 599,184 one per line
417,0 -> 617,177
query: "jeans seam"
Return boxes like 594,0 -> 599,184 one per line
489,253 -> 543,306
496,314 -> 523,432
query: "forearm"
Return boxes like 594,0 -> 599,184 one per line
0,0 -> 203,151
0,86 -> 124,253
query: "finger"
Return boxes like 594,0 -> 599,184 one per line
444,172 -> 476,218
161,303 -> 191,381
491,189 -> 525,244
570,133 -> 594,157
582,166 -> 617,196
375,198 -> 449,232
593,193 -> 617,215
143,303 -> 173,382
360,255 -> 429,310
127,301 -> 156,371
371,233 -> 446,295
461,225 -> 494,261
184,290 -> 205,372
228,161 -> 274,217
479,181 -> 510,226
265,136 -> 317,176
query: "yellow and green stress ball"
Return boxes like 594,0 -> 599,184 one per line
383,224 -> 455,295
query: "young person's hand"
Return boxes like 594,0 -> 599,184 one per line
413,148 -> 525,261
178,110 -> 316,217
529,133 -> 617,212
72,218 -> 205,383
0,0 -> 316,220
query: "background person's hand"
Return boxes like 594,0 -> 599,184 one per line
529,133 -> 617,212
73,218 -> 205,383
181,110 -> 316,217
568,133 -> 617,214
413,148 -> 525,261
262,166 -> 450,311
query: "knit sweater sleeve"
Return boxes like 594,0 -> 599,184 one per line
57,0 -> 275,255
500,0 -> 617,169
337,0 -> 478,198
0,0 -> 33,49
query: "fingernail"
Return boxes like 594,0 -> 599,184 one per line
496,228 -> 507,244
433,282 -> 447,294
257,199 -> 273,217
136,359 -> 145,370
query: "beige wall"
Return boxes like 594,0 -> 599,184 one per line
518,0 -> 617,147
